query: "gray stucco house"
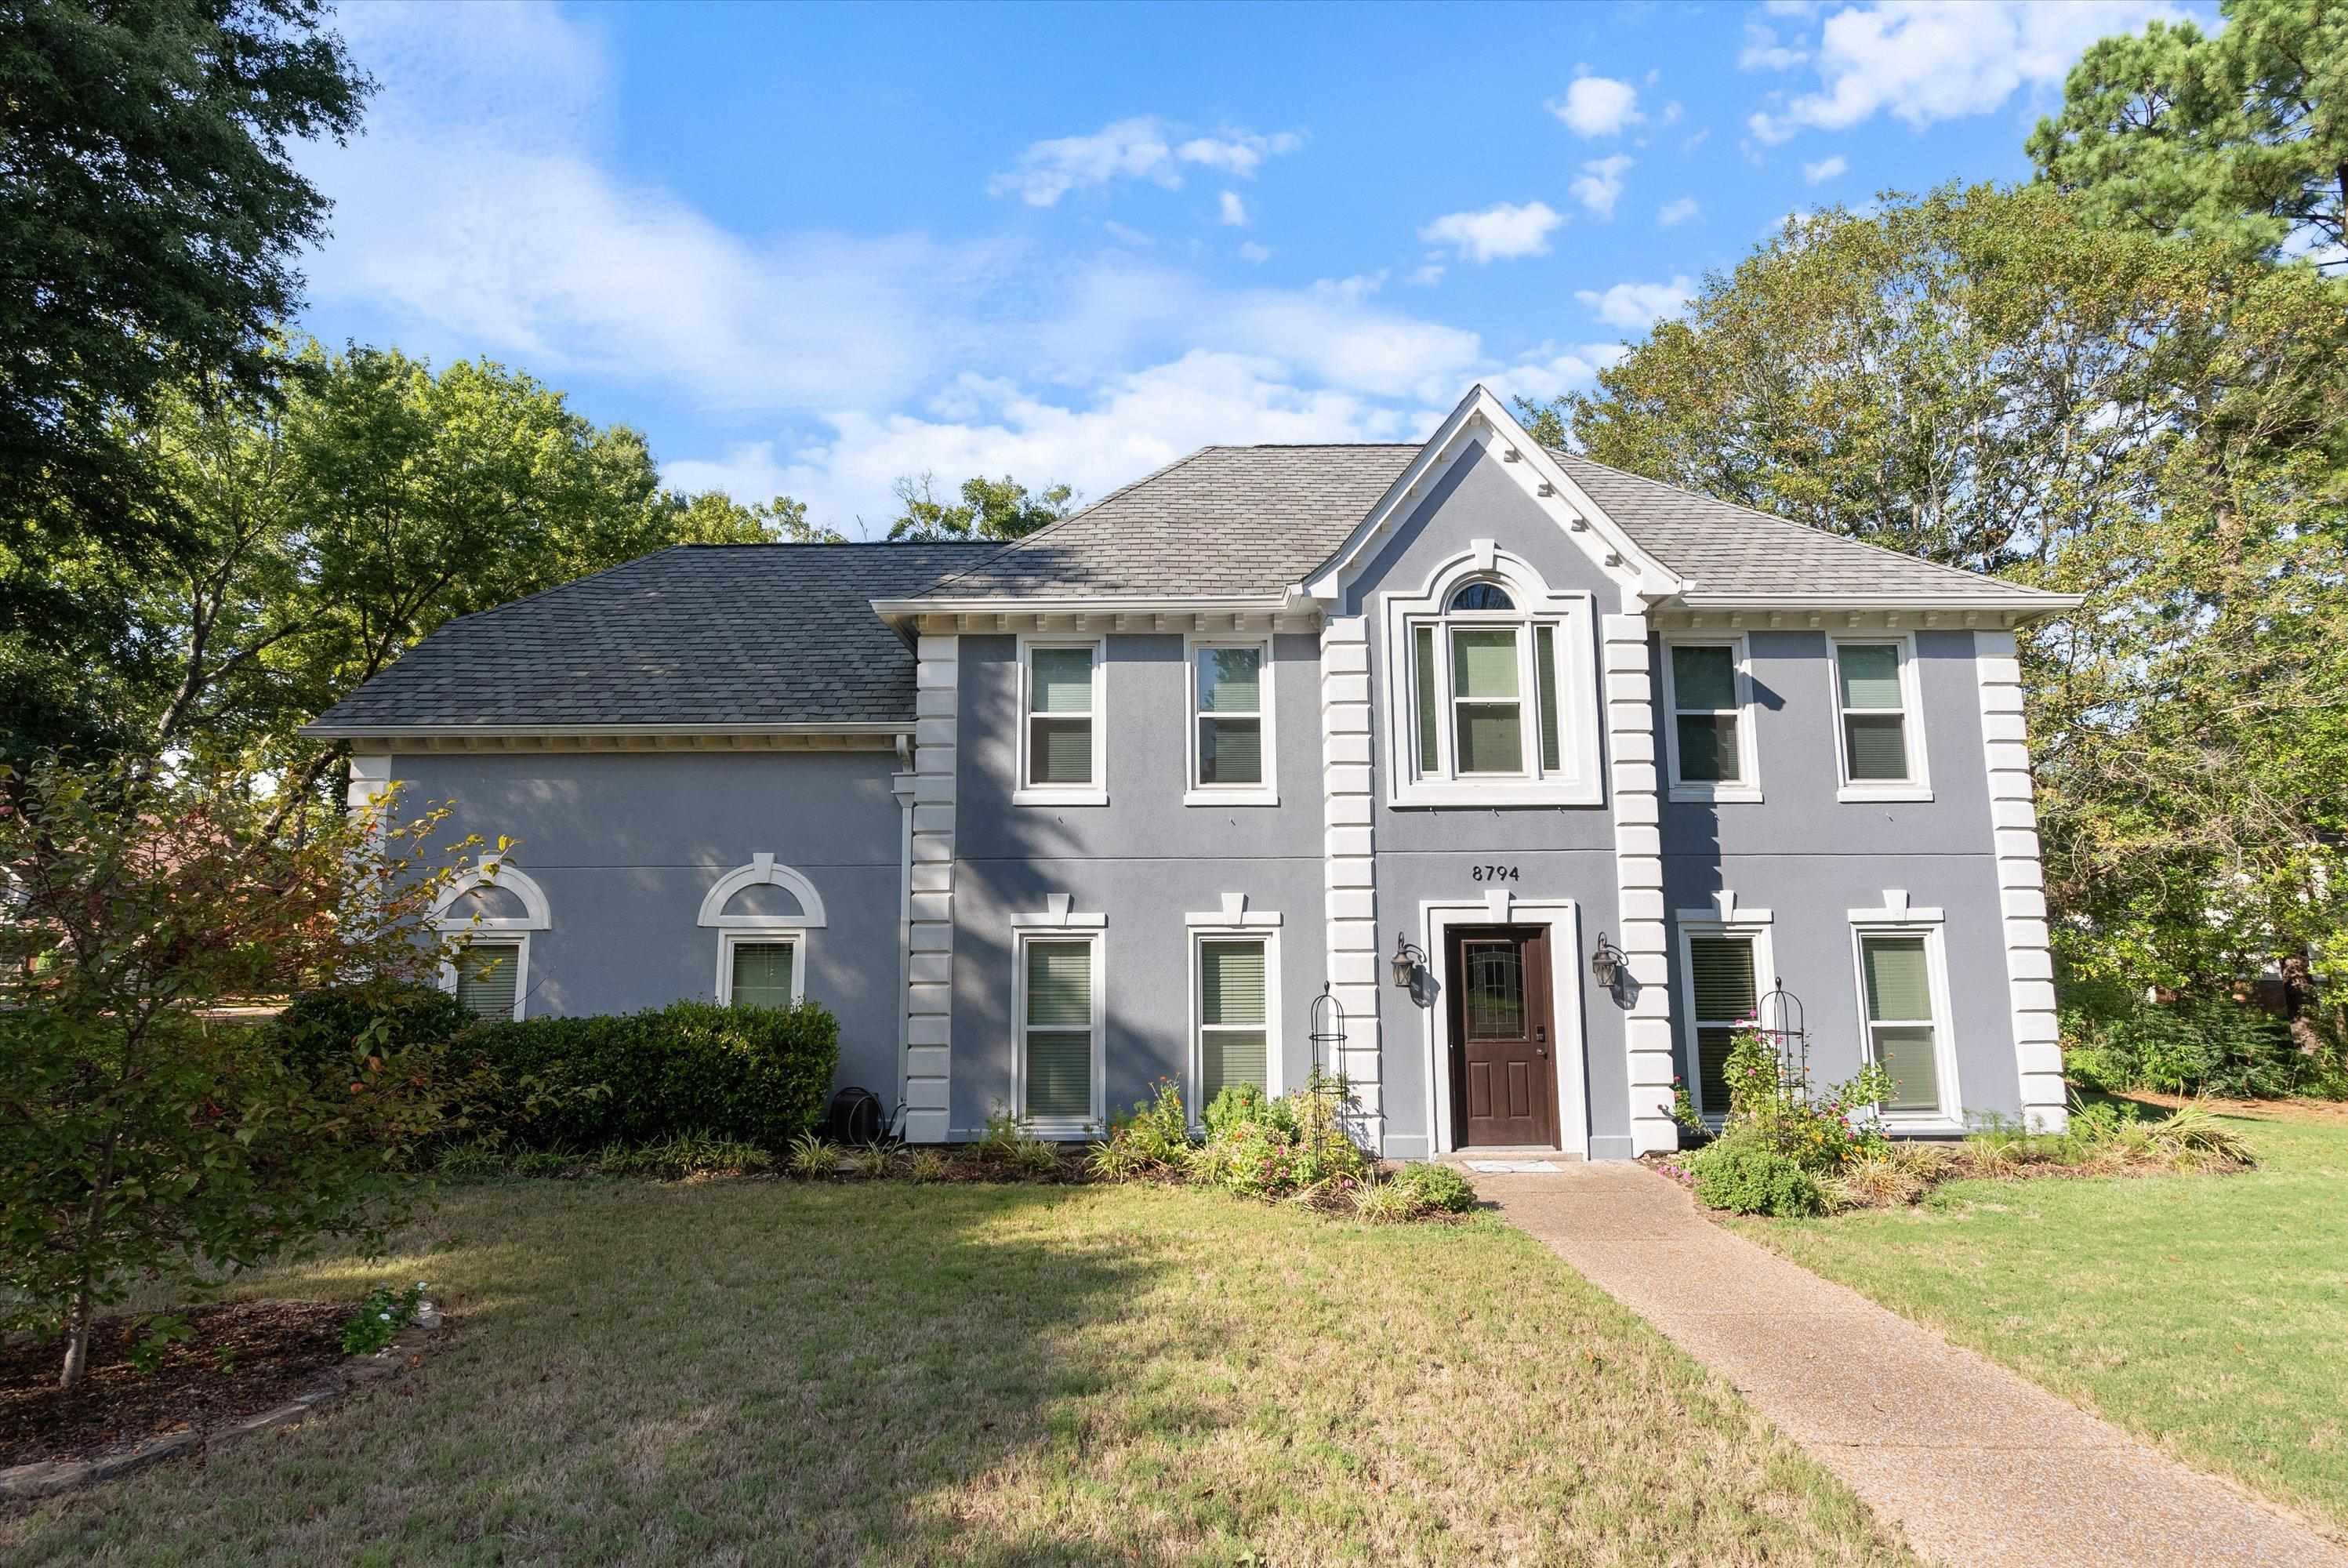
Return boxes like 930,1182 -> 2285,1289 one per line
309,388 -> 2078,1159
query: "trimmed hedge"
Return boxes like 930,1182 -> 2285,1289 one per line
455,1000 -> 839,1151
274,981 -> 473,1080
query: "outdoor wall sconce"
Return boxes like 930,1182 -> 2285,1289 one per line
1390,931 -> 1425,989
1590,932 -> 1626,992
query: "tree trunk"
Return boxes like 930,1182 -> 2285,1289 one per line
59,1286 -> 93,1391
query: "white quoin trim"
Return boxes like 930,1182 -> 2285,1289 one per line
695,851 -> 829,929
1976,631 -> 2068,1132
430,856 -> 553,931
1606,610 -> 1678,1154
1319,614 -> 1384,1152
1300,383 -> 1691,615
903,634 -> 960,1143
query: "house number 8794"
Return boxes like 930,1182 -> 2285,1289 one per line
1470,865 -> 1520,883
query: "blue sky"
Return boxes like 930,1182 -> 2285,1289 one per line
292,0 -> 2201,536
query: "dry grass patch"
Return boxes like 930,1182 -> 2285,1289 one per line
6,1181 -> 1911,1566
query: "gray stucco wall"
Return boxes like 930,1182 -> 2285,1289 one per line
1657,627 -> 2021,1120
386,750 -> 906,1098
949,632 -> 1326,1135
1346,442 -> 1631,1160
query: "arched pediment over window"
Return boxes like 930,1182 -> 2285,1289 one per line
430,856 -> 552,931
697,853 -> 829,930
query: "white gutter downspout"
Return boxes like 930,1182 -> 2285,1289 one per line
891,733 -> 916,1131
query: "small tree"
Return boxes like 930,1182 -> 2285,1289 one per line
0,754 -> 484,1390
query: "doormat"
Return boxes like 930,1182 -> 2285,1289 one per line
1463,1160 -> 1566,1173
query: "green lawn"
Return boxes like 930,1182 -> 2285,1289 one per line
1732,1103 -> 2348,1532
5,1181 -> 1910,1566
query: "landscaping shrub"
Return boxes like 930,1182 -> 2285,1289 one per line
1387,1162 -> 1477,1214
1716,1024 -> 1892,1174
1186,1070 -> 1370,1198
458,1000 -> 837,1151
594,1133 -> 773,1179
275,981 -> 472,1081
1689,1138 -> 1824,1217
2067,996 -> 2309,1098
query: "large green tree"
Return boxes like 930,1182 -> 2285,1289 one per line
2029,0 -> 2346,269
1,0 -> 371,630
1524,183 -> 2348,1001
885,472 -> 1076,543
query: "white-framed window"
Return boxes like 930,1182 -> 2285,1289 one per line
718,933 -> 803,1008
1673,896 -> 1775,1121
698,853 -> 827,1005
1849,920 -> 1958,1123
452,937 -> 529,1022
1381,550 -> 1600,807
1016,637 -> 1107,805
1187,919 -> 1281,1115
1830,635 -> 1932,802
432,856 -> 551,1022
1185,637 -> 1276,806
1661,637 -> 1761,803
1013,927 -> 1105,1133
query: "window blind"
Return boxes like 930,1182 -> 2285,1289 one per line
1414,626 -> 1439,773
455,942 -> 519,1019
1861,935 -> 1940,1113
1687,935 -> 1757,1112
1025,940 -> 1093,1121
728,942 -> 795,1008
1535,624 -> 1562,773
1200,938 -> 1269,1103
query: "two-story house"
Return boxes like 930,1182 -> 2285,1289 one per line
307,387 -> 2078,1159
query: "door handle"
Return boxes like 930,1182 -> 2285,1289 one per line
1536,1025 -> 1547,1042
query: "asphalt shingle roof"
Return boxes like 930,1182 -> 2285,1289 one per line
913,445 -> 1421,600
307,543 -> 996,731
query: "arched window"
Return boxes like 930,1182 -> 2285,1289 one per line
1381,550 -> 1601,806
431,858 -> 552,1022
699,853 -> 827,1008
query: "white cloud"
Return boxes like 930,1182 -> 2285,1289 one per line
1802,154 -> 1849,183
1484,342 -> 1631,405
1746,1 -> 2187,143
1570,155 -> 1635,219
1576,276 -> 1695,331
1657,196 -> 1700,227
1739,19 -> 1808,71
986,117 -> 1304,205
1550,75 -> 1644,136
1406,261 -> 1446,287
1236,240 -> 1272,263
1218,190 -> 1249,227
1418,201 -> 1566,263
1101,220 -> 1155,249
1660,100 -> 1684,124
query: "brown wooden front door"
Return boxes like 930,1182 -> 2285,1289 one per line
1446,926 -> 1558,1148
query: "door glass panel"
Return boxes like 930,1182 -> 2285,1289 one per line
1461,940 -> 1526,1040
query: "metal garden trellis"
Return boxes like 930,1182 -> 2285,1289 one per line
1757,976 -> 1813,1112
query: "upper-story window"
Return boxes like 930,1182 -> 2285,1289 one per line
1661,637 -> 1761,803
1831,636 -> 1932,802
1187,638 -> 1277,806
1383,552 -> 1600,807
1017,637 -> 1106,805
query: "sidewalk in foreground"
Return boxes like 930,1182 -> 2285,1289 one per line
1482,1163 -> 2348,1568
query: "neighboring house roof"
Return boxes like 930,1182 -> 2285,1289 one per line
304,543 -> 996,735
909,444 -> 1420,602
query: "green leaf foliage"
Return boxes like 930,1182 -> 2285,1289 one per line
1688,1140 -> 1824,1218
885,472 -> 1077,543
2028,0 -> 2346,269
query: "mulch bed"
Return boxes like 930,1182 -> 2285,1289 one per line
1,1301 -> 350,1468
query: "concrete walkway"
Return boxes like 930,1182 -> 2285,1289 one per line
1482,1163 -> 2348,1568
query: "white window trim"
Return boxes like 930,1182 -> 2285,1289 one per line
1415,894 -> 1589,1157
1829,632 -> 1933,804
1014,634 -> 1109,807
432,856 -> 550,1020
1845,891 -> 1962,1132
1182,633 -> 1278,808
695,852 -> 829,930
1672,892 -> 1776,1124
1381,545 -> 1602,808
716,931 -> 807,1007
1010,901 -> 1108,1136
445,935 -> 531,1022
1185,909 -> 1284,1124
1660,634 -> 1763,804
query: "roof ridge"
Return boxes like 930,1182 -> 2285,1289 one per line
1552,448 -> 2056,595
917,445 -> 1226,593
673,539 -> 999,551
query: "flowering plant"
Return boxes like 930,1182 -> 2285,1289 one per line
340,1280 -> 432,1356
1718,1022 -> 1893,1173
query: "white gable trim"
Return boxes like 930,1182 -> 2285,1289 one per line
696,851 -> 829,930
430,856 -> 553,932
1301,385 -> 1690,614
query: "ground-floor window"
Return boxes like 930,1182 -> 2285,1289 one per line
721,935 -> 800,1008
1681,931 -> 1759,1118
1019,934 -> 1100,1128
1856,930 -> 1947,1116
454,938 -> 527,1021
1196,935 -> 1271,1109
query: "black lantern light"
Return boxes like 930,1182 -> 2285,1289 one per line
1390,931 -> 1425,989
1590,931 -> 1627,991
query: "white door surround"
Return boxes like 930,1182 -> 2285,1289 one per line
1416,895 -> 1590,1158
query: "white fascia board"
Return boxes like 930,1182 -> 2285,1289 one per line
1670,592 -> 2087,619
872,593 -> 1297,619
1301,384 -> 1692,606
299,720 -> 909,741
